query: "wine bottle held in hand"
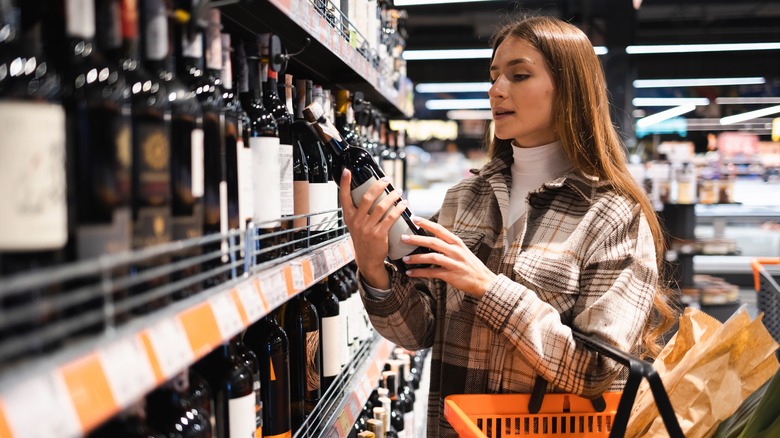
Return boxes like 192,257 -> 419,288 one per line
303,102 -> 430,265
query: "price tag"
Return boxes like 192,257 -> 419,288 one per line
290,262 -> 306,291
235,280 -> 266,323
324,246 -> 338,271
98,337 -> 156,407
260,269 -> 288,309
146,319 -> 194,378
311,252 -> 328,279
3,373 -> 82,438
344,238 -> 355,260
209,293 -> 245,339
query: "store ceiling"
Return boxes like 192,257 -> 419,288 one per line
403,0 -> 780,131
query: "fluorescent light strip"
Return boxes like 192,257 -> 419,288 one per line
720,105 -> 780,125
636,104 -> 697,128
633,97 -> 710,106
626,42 -> 780,54
395,0 -> 494,5
425,99 -> 490,110
715,97 -> 780,104
404,46 -> 607,60
416,82 -> 491,93
447,110 -> 493,120
633,77 -> 765,88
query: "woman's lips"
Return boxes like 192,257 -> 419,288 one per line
492,108 -> 515,120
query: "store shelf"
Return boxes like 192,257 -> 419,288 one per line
219,0 -> 413,117
0,232 -> 356,438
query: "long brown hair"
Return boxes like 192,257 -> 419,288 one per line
489,16 -> 676,357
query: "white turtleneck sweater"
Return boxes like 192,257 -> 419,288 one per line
506,140 -> 573,245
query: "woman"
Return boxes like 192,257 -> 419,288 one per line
340,15 -> 677,437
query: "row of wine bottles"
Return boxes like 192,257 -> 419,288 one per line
0,0 -> 416,366
87,264 -> 427,438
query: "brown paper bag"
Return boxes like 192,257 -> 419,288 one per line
626,307 -> 779,438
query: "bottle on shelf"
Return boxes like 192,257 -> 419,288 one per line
306,278 -> 341,393
381,371 -> 406,438
194,342 -> 256,438
304,101 -> 430,266
89,400 -> 163,438
241,34 -> 282,263
369,410 -> 387,438
260,33 -> 294,256
287,73 -> 310,250
145,371 -> 213,437
189,369 -> 217,434
328,271 -> 351,369
279,292 -> 321,428
292,78 -> 330,244
229,335 -> 263,437
141,0 -> 205,301
243,312 -> 293,438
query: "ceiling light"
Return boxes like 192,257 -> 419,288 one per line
633,97 -> 710,106
636,104 -> 697,128
626,42 -> 780,54
447,110 -> 493,120
395,0 -> 495,5
720,105 -> 780,125
633,77 -> 765,88
416,82 -> 491,93
715,97 -> 780,105
404,46 -> 607,60
425,99 -> 490,110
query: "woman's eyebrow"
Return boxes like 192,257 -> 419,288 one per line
489,57 -> 534,71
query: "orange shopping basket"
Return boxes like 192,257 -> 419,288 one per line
444,331 -> 685,438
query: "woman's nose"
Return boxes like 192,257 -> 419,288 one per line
488,77 -> 505,98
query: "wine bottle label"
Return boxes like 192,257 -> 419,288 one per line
172,203 -> 203,240
323,181 -> 340,230
116,112 -> 133,205
67,0 -> 96,38
135,121 -> 171,205
221,34 -> 233,90
339,311 -> 349,367
350,177 -> 420,260
0,102 -> 67,250
191,128 -> 205,198
228,392 -> 256,438
237,143 -> 254,229
321,316 -> 341,378
279,144 -> 294,216
307,183 -> 331,231
293,181 -> 310,228
183,32 -> 203,58
132,206 -> 171,249
119,0 -> 138,39
205,10 -> 222,71
219,181 -> 229,262
250,137 -> 282,227
305,330 -> 321,392
77,207 -> 132,258
143,0 -> 168,61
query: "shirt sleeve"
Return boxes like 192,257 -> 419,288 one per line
475,208 -> 658,397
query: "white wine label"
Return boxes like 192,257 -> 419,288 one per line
209,293 -> 245,339
250,137 -> 282,227
321,316 -> 341,378
323,181 -> 340,230
67,0 -> 96,38
0,102 -> 67,250
147,318 -> 195,378
293,180 -> 310,228
307,182 -> 331,230
339,310 -> 349,368
191,128 -> 205,197
205,11 -> 222,71
183,32 -> 203,58
279,143 -> 294,216
237,144 -> 254,228
143,0 -> 168,61
98,337 -> 156,407
3,373 -> 82,438
219,181 -> 229,262
236,280 -> 266,322
350,177 -> 419,260
220,34 -> 233,90
228,392 -> 256,438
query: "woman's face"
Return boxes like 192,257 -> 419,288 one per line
489,36 -> 557,147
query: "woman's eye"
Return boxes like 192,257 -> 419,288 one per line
513,74 -> 529,81
489,78 -> 497,84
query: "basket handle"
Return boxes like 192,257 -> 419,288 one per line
528,376 -> 606,414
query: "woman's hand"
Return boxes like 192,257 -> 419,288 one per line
340,169 -> 408,289
402,217 -> 497,298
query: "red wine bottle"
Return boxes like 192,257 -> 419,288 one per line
303,102 -> 430,264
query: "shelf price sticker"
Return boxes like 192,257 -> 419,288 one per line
235,280 -> 266,323
145,318 -> 195,379
98,337 -> 156,408
289,262 -> 306,292
310,252 -> 329,279
2,373 -> 82,438
324,245 -> 339,271
260,269 -> 288,309
209,292 -> 245,339
343,238 -> 354,260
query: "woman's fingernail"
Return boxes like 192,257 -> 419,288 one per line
411,215 -> 421,223
402,256 -> 410,262
400,234 -> 410,241
406,270 -> 413,276
342,168 -> 349,177
400,199 -> 408,206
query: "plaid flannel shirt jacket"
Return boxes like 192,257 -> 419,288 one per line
359,145 -> 658,437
